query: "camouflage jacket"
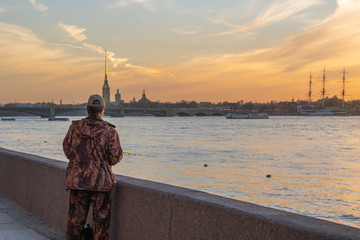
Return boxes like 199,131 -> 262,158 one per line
63,117 -> 123,191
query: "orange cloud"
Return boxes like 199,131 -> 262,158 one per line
147,2 -> 360,102
59,0 -> 360,104
212,0 -> 323,36
0,22 -> 163,103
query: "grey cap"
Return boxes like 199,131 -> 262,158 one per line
87,94 -> 105,107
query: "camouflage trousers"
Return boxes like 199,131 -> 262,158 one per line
66,189 -> 112,240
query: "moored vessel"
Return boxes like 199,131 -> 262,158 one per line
225,113 -> 269,119
48,117 -> 69,121
1,117 -> 15,121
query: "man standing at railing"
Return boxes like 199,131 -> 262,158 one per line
63,94 -> 123,240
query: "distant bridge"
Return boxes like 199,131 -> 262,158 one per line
0,107 -> 228,117
0,107 -> 52,118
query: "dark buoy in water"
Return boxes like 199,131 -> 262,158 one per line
266,174 -> 271,178
204,164 -> 208,167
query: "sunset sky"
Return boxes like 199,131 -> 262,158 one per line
1,0 -> 360,104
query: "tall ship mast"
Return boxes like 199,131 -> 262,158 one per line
322,67 -> 326,109
308,72 -> 312,106
341,68 -> 348,108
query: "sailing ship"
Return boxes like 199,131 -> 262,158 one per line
299,67 -> 349,116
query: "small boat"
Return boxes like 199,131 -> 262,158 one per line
226,113 -> 269,119
48,117 -> 69,121
1,117 -> 15,121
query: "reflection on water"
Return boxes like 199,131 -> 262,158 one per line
1,116 -> 360,228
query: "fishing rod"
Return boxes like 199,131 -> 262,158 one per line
123,151 -> 153,157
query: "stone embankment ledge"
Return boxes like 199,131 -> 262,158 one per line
0,147 -> 359,240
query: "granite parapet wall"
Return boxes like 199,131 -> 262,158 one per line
0,147 -> 359,240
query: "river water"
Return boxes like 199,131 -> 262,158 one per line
1,115 -> 359,228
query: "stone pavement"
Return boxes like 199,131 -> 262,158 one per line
0,196 -> 65,240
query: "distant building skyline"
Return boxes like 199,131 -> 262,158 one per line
101,50 -> 150,106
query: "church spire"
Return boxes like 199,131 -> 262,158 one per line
104,50 -> 108,83
102,50 -> 110,104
